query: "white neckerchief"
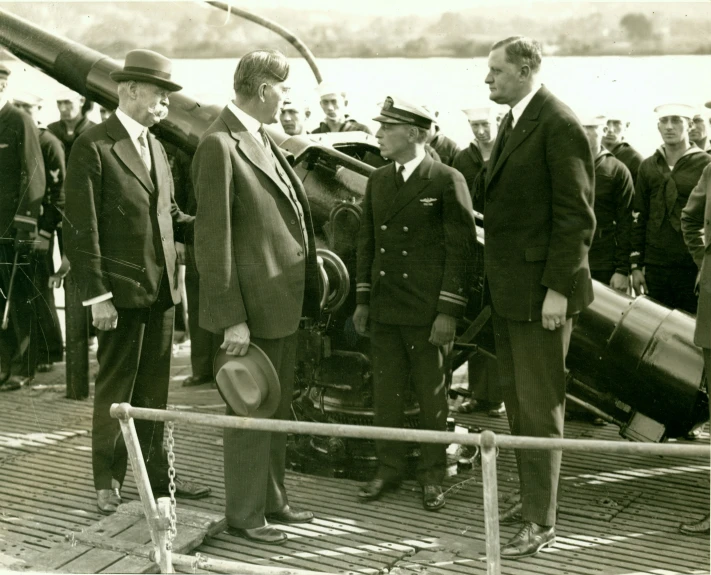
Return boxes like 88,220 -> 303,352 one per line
395,150 -> 426,183
510,83 -> 543,128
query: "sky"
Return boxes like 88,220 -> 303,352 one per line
4,0 -> 709,16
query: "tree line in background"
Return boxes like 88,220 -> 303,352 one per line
3,2 -> 711,59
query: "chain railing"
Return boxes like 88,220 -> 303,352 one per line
110,402 -> 710,575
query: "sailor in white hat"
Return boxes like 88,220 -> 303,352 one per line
312,81 -> 371,134
602,109 -> 644,185
452,107 -> 498,205
629,103 -> 711,311
47,88 -> 95,161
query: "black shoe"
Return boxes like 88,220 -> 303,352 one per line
97,488 -> 121,514
501,522 -> 555,559
458,399 -> 481,414
227,525 -> 287,545
0,375 -> 30,392
422,485 -> 445,511
358,478 -> 400,502
182,374 -> 213,387
266,506 -> 314,524
679,515 -> 710,535
154,476 -> 211,499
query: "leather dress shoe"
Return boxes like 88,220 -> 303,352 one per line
487,402 -> 506,418
97,488 -> 121,514
0,375 -> 31,392
227,525 -> 287,545
458,399 -> 480,414
679,514 -> 710,535
266,506 -> 314,524
501,521 -> 555,559
422,485 -> 445,511
182,374 -> 213,387
154,476 -> 211,499
358,478 -> 400,502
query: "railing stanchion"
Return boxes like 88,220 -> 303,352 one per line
115,405 -> 170,571
480,430 -> 501,575
156,498 -> 174,573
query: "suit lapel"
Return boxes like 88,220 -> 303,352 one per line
384,154 -> 433,222
486,87 -> 549,188
108,115 -> 154,194
220,108 -> 294,201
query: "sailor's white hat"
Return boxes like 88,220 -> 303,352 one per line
654,103 -> 696,120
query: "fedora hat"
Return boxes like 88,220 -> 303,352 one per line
110,49 -> 182,92
213,343 -> 281,418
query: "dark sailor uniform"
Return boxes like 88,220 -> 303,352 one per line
452,141 -> 485,200
312,115 -> 372,135
589,149 -> 634,283
607,141 -> 643,187
631,146 -> 711,312
0,101 -> 46,379
429,130 -> 461,167
356,152 -> 475,484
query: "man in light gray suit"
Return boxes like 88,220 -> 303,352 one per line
192,49 -> 321,545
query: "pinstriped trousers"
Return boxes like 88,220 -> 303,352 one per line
223,333 -> 297,529
491,307 -> 572,527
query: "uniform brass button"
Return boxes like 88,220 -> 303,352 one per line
402,250 -> 408,256
380,248 -> 385,253
380,270 -> 385,276
402,273 -> 408,279
381,225 -> 387,231
403,226 -> 409,232
291,219 -> 296,225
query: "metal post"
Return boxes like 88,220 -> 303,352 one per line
116,409 -> 169,568
156,498 -> 173,573
480,430 -> 501,575
64,273 -> 89,399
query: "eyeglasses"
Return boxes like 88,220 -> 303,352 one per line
265,83 -> 291,97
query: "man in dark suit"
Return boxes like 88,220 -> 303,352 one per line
482,37 -> 596,558
0,64 -> 46,391
64,49 -> 210,514
353,96 -> 476,511
192,49 -> 321,545
680,160 -> 711,536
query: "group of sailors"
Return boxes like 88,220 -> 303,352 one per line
0,35 -> 710,561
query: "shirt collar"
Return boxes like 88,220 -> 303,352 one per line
510,83 -> 542,128
657,144 -> 705,162
596,147 -> 612,160
227,100 -> 261,137
115,107 -> 148,141
395,150 -> 426,182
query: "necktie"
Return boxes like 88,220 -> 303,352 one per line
490,111 -> 513,168
258,125 -> 270,150
395,164 -> 406,189
138,130 -> 151,173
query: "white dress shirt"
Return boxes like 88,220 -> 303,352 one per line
510,83 -> 543,128
227,100 -> 262,144
395,150 -> 427,183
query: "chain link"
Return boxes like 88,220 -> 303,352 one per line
166,421 -> 177,549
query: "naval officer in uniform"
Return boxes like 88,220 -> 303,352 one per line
354,96 -> 476,510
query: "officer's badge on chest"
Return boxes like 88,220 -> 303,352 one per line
420,197 -> 437,207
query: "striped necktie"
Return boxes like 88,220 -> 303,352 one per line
138,130 -> 152,173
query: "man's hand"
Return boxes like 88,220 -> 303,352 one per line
175,241 -> 186,266
353,304 -> 370,336
631,269 -> 647,296
33,235 -> 50,254
609,272 -> 629,293
49,255 -> 70,289
222,322 -> 250,356
92,300 -> 118,331
429,313 -> 457,347
541,288 -> 568,331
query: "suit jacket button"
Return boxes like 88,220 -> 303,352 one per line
157,210 -> 161,216
380,270 -> 385,276
161,236 -> 166,242
380,248 -> 385,253
403,226 -> 409,232
381,224 -> 387,231
402,273 -> 408,279
291,219 -> 296,225
402,250 -> 408,256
